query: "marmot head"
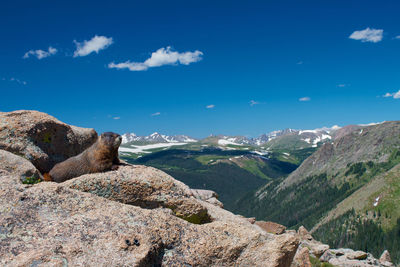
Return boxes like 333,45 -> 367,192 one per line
100,132 -> 122,149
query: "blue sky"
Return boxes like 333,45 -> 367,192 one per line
1,0 -> 400,138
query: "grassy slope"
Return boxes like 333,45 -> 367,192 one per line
231,122 -> 400,264
309,162 -> 400,263
233,148 -> 400,228
268,147 -> 316,165
312,162 -> 400,232
265,135 -> 314,150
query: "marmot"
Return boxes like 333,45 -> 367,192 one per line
45,132 -> 122,183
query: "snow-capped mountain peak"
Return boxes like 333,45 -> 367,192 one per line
121,132 -> 198,144
121,133 -> 139,144
121,125 -> 342,148
214,126 -> 341,147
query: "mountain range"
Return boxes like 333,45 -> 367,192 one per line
121,132 -> 197,144
121,125 -> 341,149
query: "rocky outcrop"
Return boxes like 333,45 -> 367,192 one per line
191,188 -> 224,208
255,221 -> 286,235
298,225 -> 313,241
295,226 -> 395,267
64,165 -> 213,224
0,160 -> 299,266
0,110 -> 97,173
0,149 -> 43,183
380,250 -> 394,267
322,248 -> 390,267
0,110 -> 300,266
291,247 -> 311,267
296,226 -> 329,258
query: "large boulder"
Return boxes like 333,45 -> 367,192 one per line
0,149 -> 42,183
291,247 -> 311,267
191,188 -> 224,208
301,240 -> 329,258
298,225 -> 313,241
0,110 -> 97,173
297,226 -> 328,258
255,221 -> 286,235
380,250 -> 391,262
347,250 -> 368,260
319,248 -> 390,267
0,156 -> 299,266
380,250 -> 394,267
64,165 -> 212,224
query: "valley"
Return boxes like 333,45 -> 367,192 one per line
119,128 -> 323,209
119,122 -> 400,264
121,147 -> 300,211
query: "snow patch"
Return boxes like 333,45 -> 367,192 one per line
298,130 -> 318,135
218,146 -> 237,150
252,151 -> 268,156
358,122 -> 385,127
218,139 -> 243,146
119,142 -> 187,154
373,196 -> 380,207
312,134 -> 332,146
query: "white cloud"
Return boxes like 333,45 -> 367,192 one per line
296,61 -> 303,65
299,97 -> 311,102
383,92 -> 393,97
249,100 -> 260,106
108,46 -> 203,71
23,46 -> 57,59
4,77 -> 27,85
108,61 -> 148,71
206,104 -> 215,109
151,112 -> 161,116
349,28 -> 383,43
384,90 -> 400,99
73,35 -> 113,57
337,84 -> 347,87
395,36 -> 400,39
113,117 -> 120,120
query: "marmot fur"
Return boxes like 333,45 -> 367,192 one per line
46,132 -> 122,183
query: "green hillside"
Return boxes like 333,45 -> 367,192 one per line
232,121 -> 400,263
312,162 -> 400,263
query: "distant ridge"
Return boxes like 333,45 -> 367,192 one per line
122,125 -> 342,149
121,132 -> 197,144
